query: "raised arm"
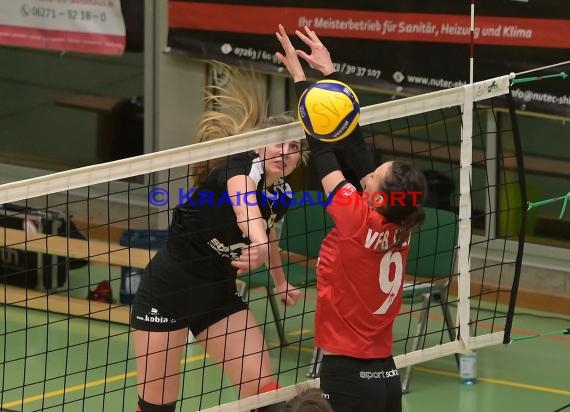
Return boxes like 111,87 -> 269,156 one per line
275,24 -> 307,83
275,25 -> 375,193
275,25 -> 345,194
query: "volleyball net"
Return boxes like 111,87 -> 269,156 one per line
0,73 -> 526,411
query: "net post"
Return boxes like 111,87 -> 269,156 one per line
458,84 -> 474,349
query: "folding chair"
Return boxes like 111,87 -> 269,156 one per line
401,207 -> 459,393
240,191 -> 333,347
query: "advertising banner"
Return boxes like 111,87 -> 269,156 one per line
167,1 -> 570,117
0,0 -> 126,55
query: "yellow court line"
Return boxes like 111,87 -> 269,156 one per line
0,341 -> 306,409
415,366 -> 570,396
1,353 -> 209,409
1,339 -> 309,409
5,347 -> 568,409
286,328 -> 313,337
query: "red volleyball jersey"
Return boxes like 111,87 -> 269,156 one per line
315,182 -> 410,359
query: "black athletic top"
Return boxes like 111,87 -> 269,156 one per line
166,152 -> 292,277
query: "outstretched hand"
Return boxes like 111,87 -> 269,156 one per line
294,26 -> 336,77
275,24 -> 306,82
275,25 -> 336,80
273,281 -> 302,307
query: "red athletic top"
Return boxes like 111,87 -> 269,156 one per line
315,182 -> 410,359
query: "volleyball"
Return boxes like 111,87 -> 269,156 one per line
298,79 -> 360,142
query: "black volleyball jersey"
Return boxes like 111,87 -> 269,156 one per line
167,152 -> 292,269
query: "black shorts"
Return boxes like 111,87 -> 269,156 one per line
130,248 -> 247,336
320,355 -> 402,412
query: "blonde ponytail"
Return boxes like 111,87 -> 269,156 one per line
191,62 -> 300,185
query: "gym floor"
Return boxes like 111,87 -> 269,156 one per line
1,283 -> 568,412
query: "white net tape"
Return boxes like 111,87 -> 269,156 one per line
0,73 -> 515,411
